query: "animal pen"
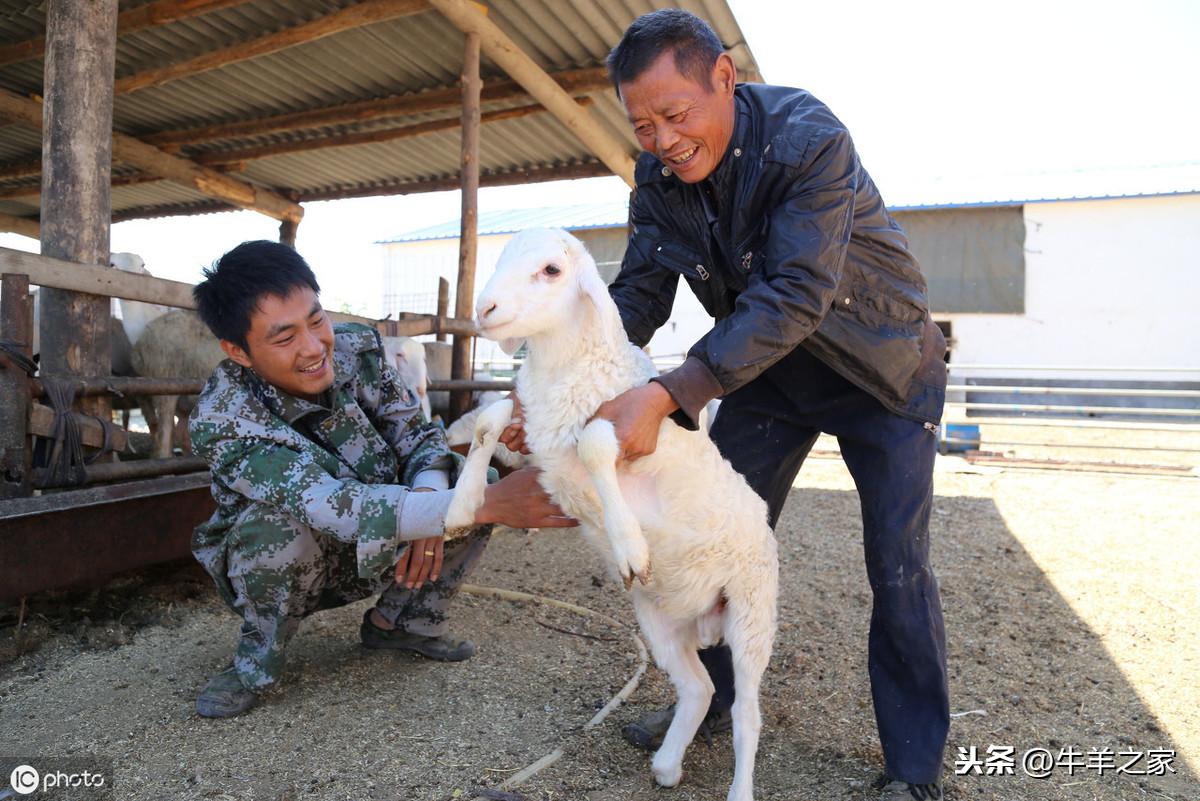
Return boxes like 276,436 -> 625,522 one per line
0,0 -> 761,600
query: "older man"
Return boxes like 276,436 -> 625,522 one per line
519,10 -> 949,800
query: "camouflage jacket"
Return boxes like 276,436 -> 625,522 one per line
190,323 -> 452,582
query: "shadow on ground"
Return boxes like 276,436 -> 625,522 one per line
0,471 -> 1194,801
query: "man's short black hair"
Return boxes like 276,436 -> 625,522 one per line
607,9 -> 726,93
193,240 -> 320,351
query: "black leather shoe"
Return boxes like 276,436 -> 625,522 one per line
360,610 -> 476,661
873,773 -> 943,801
196,667 -> 257,719
621,704 -> 733,751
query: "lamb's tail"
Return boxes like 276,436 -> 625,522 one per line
721,532 -> 779,667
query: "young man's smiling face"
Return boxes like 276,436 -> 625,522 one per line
618,49 -> 737,184
220,286 -> 335,401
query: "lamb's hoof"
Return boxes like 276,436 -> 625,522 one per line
443,502 -> 476,533
620,560 -> 651,591
651,761 -> 682,788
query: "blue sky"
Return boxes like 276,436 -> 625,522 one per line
2,0 -> 1197,315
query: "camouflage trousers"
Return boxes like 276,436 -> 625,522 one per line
214,502 -> 489,690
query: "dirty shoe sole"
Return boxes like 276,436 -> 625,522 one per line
196,669 -> 258,718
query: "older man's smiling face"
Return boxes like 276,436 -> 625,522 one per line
618,50 -> 737,183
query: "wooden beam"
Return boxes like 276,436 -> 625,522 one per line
0,0 -> 252,68
28,403 -> 129,452
0,247 -> 197,308
450,30 -> 482,421
0,273 -> 34,498
195,97 -> 591,168
111,133 -> 304,221
115,0 -> 431,95
427,0 -> 635,187
140,65 -> 610,148
0,211 -> 38,239
0,157 -> 41,182
296,161 -> 612,202
102,161 -> 612,222
0,87 -> 304,222
0,166 -> 246,201
436,277 -> 449,343
279,218 -> 298,247
0,247 -> 438,333
38,0 -> 119,423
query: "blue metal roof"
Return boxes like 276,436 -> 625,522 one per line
377,163 -> 1200,243
885,162 -> 1200,211
378,201 -> 630,243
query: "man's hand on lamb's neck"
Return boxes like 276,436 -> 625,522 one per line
591,382 -> 680,462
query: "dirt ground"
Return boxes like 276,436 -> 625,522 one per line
1,455 -> 1196,801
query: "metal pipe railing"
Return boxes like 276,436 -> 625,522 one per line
936,438 -> 1200,453
946,401 -> 1199,417
941,417 -> 1200,432
947,384 -> 1200,398
429,379 -> 514,392
948,364 -> 1200,373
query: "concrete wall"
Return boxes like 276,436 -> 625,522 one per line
380,194 -> 1200,382
942,194 -> 1200,381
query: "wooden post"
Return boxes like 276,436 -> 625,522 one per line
449,31 -> 481,422
0,273 -> 34,498
427,0 -> 636,187
38,0 -> 119,421
436,277 -> 449,343
279,218 -> 299,248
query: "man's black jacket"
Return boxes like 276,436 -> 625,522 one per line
609,83 -> 947,428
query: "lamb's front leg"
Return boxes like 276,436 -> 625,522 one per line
443,399 -> 513,534
577,418 -> 650,588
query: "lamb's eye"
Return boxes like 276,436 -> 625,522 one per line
543,264 -> 561,276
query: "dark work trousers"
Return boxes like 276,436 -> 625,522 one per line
702,344 -> 949,785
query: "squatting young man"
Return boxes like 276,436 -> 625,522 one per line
189,240 -> 573,718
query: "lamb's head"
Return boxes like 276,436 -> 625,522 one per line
475,228 -> 624,356
109,252 -> 147,274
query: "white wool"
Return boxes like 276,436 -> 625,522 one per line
445,391 -> 524,469
109,252 -> 169,347
448,228 -> 778,801
381,335 -> 431,422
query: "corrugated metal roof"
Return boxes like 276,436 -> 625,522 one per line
380,200 -> 628,242
0,0 -> 763,223
886,162 -> 1200,211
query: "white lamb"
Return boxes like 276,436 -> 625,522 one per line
444,228 -> 779,801
382,335 -> 432,422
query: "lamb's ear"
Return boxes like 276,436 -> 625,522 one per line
566,235 -> 624,350
498,337 -> 525,356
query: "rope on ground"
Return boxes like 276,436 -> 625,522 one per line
460,583 -> 650,799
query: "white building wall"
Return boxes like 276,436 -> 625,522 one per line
943,194 -> 1200,381
381,233 -> 516,364
382,194 -> 1200,380
644,288 -> 713,364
